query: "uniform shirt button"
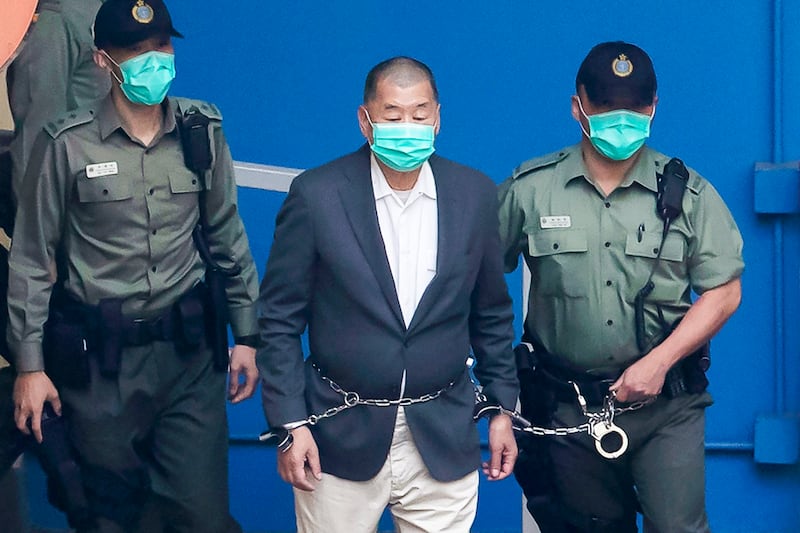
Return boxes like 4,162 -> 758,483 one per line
606,280 -> 612,286
604,241 -> 611,248
151,266 -> 157,273
606,319 -> 614,326
102,189 -> 109,195
552,243 -> 560,250
653,247 -> 660,254
149,188 -> 155,195
604,202 -> 611,208
152,229 -> 157,235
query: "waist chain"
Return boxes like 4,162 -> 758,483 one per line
260,363 -> 653,459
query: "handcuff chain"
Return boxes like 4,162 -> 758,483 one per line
302,368 -> 455,426
477,382 -> 654,439
263,367 -> 655,458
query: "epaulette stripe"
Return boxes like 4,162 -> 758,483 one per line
512,150 -> 569,180
45,109 -> 95,138
173,97 -> 222,120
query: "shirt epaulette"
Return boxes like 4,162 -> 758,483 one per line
44,108 -> 96,139
686,173 -> 705,195
172,97 -> 223,121
512,149 -> 569,180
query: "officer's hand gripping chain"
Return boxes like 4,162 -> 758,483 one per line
474,382 -> 652,459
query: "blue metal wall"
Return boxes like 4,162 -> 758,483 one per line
26,1 -> 800,531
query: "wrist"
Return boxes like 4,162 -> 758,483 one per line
234,335 -> 259,348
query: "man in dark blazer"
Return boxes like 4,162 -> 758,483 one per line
257,56 -> 519,532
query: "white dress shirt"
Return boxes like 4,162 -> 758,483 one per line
370,154 -> 438,328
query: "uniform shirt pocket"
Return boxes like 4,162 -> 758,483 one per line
526,228 -> 589,297
168,168 -> 204,194
624,231 -> 684,262
76,173 -> 132,203
625,231 -> 687,302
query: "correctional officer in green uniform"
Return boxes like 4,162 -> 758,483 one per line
8,0 -> 110,199
7,1 -> 259,531
499,42 -> 743,532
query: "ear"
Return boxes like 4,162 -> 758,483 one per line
357,106 -> 373,144
433,103 -> 441,135
93,49 -> 109,69
570,95 -> 582,123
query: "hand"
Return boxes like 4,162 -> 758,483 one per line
277,426 -> 322,492
482,413 -> 517,481
13,371 -> 61,443
609,355 -> 668,403
228,345 -> 259,403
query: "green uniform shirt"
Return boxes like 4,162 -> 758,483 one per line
7,95 -> 259,372
498,144 -> 744,372
8,0 -> 110,196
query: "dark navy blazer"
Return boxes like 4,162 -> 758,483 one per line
257,145 -> 518,482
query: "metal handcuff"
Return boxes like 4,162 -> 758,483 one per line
261,370 -> 653,459
475,382 -> 653,459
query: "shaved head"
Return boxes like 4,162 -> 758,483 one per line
363,56 -> 439,104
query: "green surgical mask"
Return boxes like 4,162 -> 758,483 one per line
104,50 -> 176,106
365,111 -> 436,172
578,98 -> 654,161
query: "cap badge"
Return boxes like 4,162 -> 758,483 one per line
131,1 -> 154,24
612,54 -> 633,78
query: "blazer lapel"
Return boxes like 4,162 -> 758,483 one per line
407,156 -> 464,334
337,146 -> 405,328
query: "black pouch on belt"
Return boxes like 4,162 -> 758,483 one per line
204,270 -> 231,372
175,286 -> 205,354
97,299 -> 123,379
682,343 -> 710,394
43,309 -> 92,389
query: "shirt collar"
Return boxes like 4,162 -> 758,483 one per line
370,153 -> 437,201
562,144 -> 659,193
98,94 -> 178,142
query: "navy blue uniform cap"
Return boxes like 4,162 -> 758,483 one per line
94,0 -> 182,49
576,41 -> 657,107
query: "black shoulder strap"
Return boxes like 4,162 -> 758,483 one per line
174,105 -> 240,277
635,157 -> 690,353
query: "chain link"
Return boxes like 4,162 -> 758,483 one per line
475,381 -> 655,439
299,366 -> 455,426
290,366 -> 654,447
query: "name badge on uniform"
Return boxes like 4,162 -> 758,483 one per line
540,215 -> 571,229
85,162 -> 118,178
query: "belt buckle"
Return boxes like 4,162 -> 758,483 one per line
128,318 -> 147,345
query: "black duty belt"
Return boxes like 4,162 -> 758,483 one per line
534,346 -> 708,406
121,312 -> 178,346
120,282 -> 206,347
537,364 -> 618,406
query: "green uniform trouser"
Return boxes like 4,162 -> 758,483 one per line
59,340 -> 241,533
548,391 -> 713,533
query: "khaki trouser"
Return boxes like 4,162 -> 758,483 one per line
294,407 -> 479,533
